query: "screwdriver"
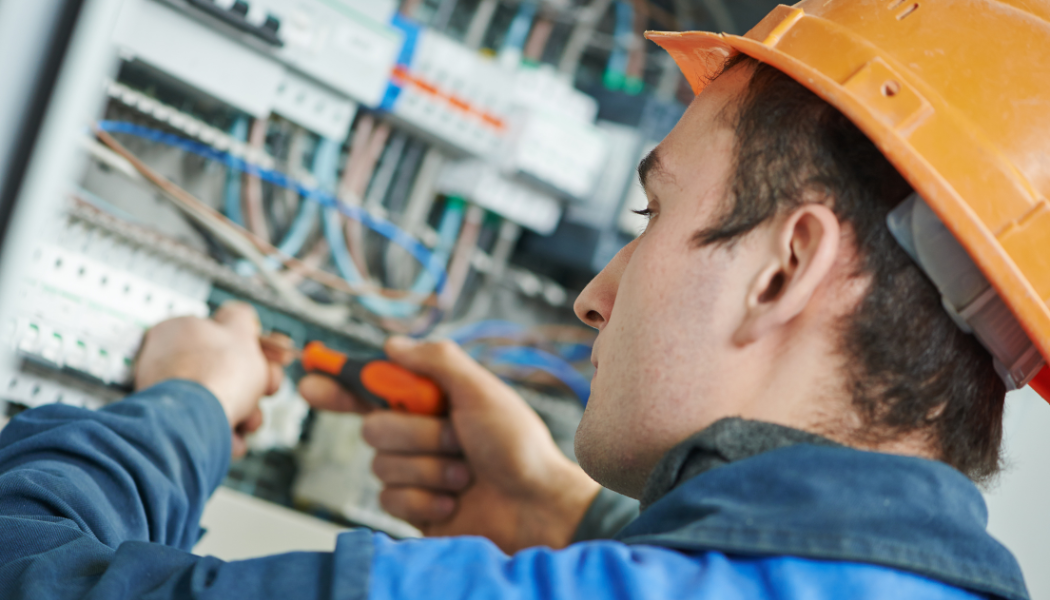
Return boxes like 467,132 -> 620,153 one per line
259,336 -> 447,416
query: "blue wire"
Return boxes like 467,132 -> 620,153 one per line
223,117 -> 249,225
448,319 -> 526,345
447,320 -> 593,405
449,319 -> 594,363
356,199 -> 463,318
97,121 -> 447,293
238,132 -> 327,275
292,136 -> 343,280
311,135 -> 463,318
275,137 -> 337,260
605,1 -> 634,85
485,346 -> 591,406
324,206 -> 363,285
555,342 -> 593,363
503,2 -> 537,54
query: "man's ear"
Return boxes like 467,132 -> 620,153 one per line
734,203 -> 841,345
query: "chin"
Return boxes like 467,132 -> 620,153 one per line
574,411 -> 646,499
573,411 -> 607,485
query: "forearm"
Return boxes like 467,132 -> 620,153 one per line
0,380 -> 230,551
0,527 -> 374,600
0,378 -> 304,599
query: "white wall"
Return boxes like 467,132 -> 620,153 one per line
985,387 -> 1050,599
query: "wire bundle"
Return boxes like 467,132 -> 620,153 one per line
448,319 -> 596,406
94,120 -> 458,332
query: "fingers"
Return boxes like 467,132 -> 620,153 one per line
384,338 -> 496,398
265,361 -> 285,397
379,487 -> 457,526
260,332 -> 297,366
372,454 -> 471,491
239,407 -> 264,434
298,374 -> 374,414
231,432 -> 248,459
362,412 -> 461,454
213,301 -> 261,338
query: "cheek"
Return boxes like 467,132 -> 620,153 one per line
594,238 -> 737,418
612,238 -> 714,358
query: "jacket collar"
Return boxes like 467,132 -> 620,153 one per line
618,418 -> 1028,600
639,418 -> 840,511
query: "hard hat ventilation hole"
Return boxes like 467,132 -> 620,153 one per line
896,3 -> 920,20
882,81 -> 901,97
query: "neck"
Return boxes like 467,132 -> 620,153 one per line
735,326 -> 937,461
734,325 -> 852,435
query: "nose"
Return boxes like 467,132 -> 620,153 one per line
573,238 -> 637,330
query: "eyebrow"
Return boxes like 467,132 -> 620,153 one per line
637,147 -> 664,192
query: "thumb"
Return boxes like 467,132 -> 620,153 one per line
384,337 -> 506,411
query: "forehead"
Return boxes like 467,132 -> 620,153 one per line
645,65 -> 752,189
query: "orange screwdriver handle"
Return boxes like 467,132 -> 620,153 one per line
301,341 -> 447,416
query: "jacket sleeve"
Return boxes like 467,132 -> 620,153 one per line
0,380 -> 983,600
571,487 -> 640,542
0,380 -> 373,600
365,534 -> 985,600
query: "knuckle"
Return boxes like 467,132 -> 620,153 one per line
431,340 -> 460,362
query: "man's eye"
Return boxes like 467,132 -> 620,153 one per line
632,208 -> 654,220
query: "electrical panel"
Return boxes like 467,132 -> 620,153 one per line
381,21 -> 513,157
11,220 -> 211,388
0,0 -> 698,542
503,109 -> 608,202
380,22 -> 612,236
114,0 -> 403,137
437,159 -> 562,235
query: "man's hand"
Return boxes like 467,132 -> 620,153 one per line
299,337 -> 600,553
135,302 -> 288,457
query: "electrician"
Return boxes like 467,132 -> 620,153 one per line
1,1 -> 1048,598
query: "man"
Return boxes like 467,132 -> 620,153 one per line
1,1 -> 1047,598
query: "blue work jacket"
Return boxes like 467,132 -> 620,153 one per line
0,380 -> 1029,599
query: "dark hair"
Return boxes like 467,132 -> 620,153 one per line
697,58 -> 1005,483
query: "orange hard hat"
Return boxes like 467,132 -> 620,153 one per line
647,0 -> 1050,403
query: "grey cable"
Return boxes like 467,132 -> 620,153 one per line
557,0 -> 614,76
464,0 -> 499,49
431,0 -> 460,30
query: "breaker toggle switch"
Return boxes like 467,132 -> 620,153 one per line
186,0 -> 284,47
